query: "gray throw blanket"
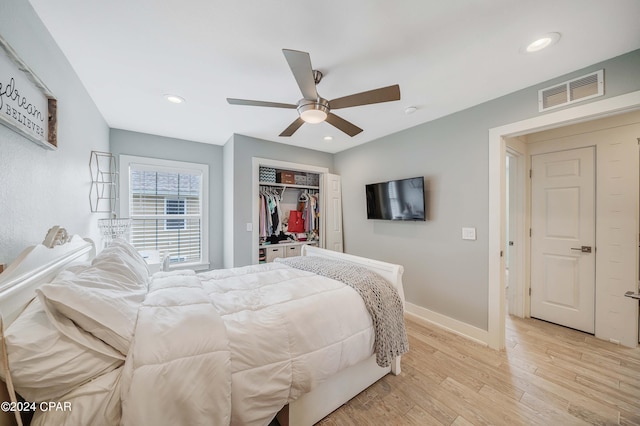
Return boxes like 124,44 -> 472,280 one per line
275,256 -> 409,367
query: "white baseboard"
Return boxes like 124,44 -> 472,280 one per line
405,302 -> 489,347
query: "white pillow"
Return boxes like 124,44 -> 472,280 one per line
38,239 -> 149,355
0,298 -> 123,402
91,238 -> 149,285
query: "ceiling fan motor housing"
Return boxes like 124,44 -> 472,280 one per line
297,98 -> 329,123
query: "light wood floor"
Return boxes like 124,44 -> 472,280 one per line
318,315 -> 640,425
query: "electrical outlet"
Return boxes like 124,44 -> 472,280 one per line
462,227 -> 476,240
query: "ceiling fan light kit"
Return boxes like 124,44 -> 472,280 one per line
298,98 -> 329,123
227,49 -> 400,138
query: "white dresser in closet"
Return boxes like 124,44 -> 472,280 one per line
263,241 -> 318,263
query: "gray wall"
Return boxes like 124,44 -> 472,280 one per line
228,134 -> 334,267
334,49 -> 640,330
0,0 -> 110,264
109,129 -> 224,269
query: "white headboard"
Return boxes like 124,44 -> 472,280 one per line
0,233 -> 95,325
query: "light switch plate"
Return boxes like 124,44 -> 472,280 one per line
246,223 -> 253,232
462,227 -> 476,240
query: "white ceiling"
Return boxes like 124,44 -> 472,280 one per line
28,0 -> 640,154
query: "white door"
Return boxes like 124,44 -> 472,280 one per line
323,173 -> 343,252
530,146 -> 595,333
506,154 -> 517,313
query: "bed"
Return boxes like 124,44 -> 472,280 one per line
0,228 -> 407,426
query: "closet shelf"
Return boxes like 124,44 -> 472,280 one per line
259,241 -> 318,248
259,181 -> 319,190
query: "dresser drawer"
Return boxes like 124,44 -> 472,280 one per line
265,246 -> 284,263
285,245 -> 301,257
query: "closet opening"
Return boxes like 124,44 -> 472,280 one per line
251,157 -> 333,265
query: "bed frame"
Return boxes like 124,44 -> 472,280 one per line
0,231 -> 95,426
0,232 -> 95,324
276,244 -> 405,426
0,233 -> 404,426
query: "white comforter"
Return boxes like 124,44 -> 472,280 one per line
120,270 -> 232,425
121,263 -> 375,426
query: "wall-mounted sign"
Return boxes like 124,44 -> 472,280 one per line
0,36 -> 57,150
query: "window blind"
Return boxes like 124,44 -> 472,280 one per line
129,168 -> 202,265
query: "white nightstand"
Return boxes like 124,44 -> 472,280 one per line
138,250 -> 168,274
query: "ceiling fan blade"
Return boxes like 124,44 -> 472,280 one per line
329,84 -> 401,110
279,117 -> 305,137
325,113 -> 363,137
227,98 -> 297,109
282,49 -> 318,100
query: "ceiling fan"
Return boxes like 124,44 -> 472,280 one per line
227,49 -> 401,137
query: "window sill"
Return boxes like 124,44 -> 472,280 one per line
167,262 -> 211,272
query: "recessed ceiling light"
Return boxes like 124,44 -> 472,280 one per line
164,94 -> 185,104
323,136 -> 333,141
404,106 -> 417,115
522,32 -> 561,53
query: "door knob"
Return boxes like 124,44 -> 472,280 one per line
570,246 -> 592,253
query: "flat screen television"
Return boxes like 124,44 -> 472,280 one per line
366,176 -> 425,221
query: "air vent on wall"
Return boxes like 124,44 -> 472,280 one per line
538,69 -> 604,112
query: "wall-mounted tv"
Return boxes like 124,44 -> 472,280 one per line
366,176 -> 425,221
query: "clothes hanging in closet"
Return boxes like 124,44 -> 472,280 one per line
298,191 -> 319,233
259,188 -> 283,237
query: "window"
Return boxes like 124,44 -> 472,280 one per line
164,199 -> 186,230
120,155 -> 209,269
387,180 -> 401,219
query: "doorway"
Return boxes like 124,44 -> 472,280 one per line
487,90 -> 640,350
505,117 -> 640,339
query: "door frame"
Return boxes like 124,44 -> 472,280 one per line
487,90 -> 640,350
